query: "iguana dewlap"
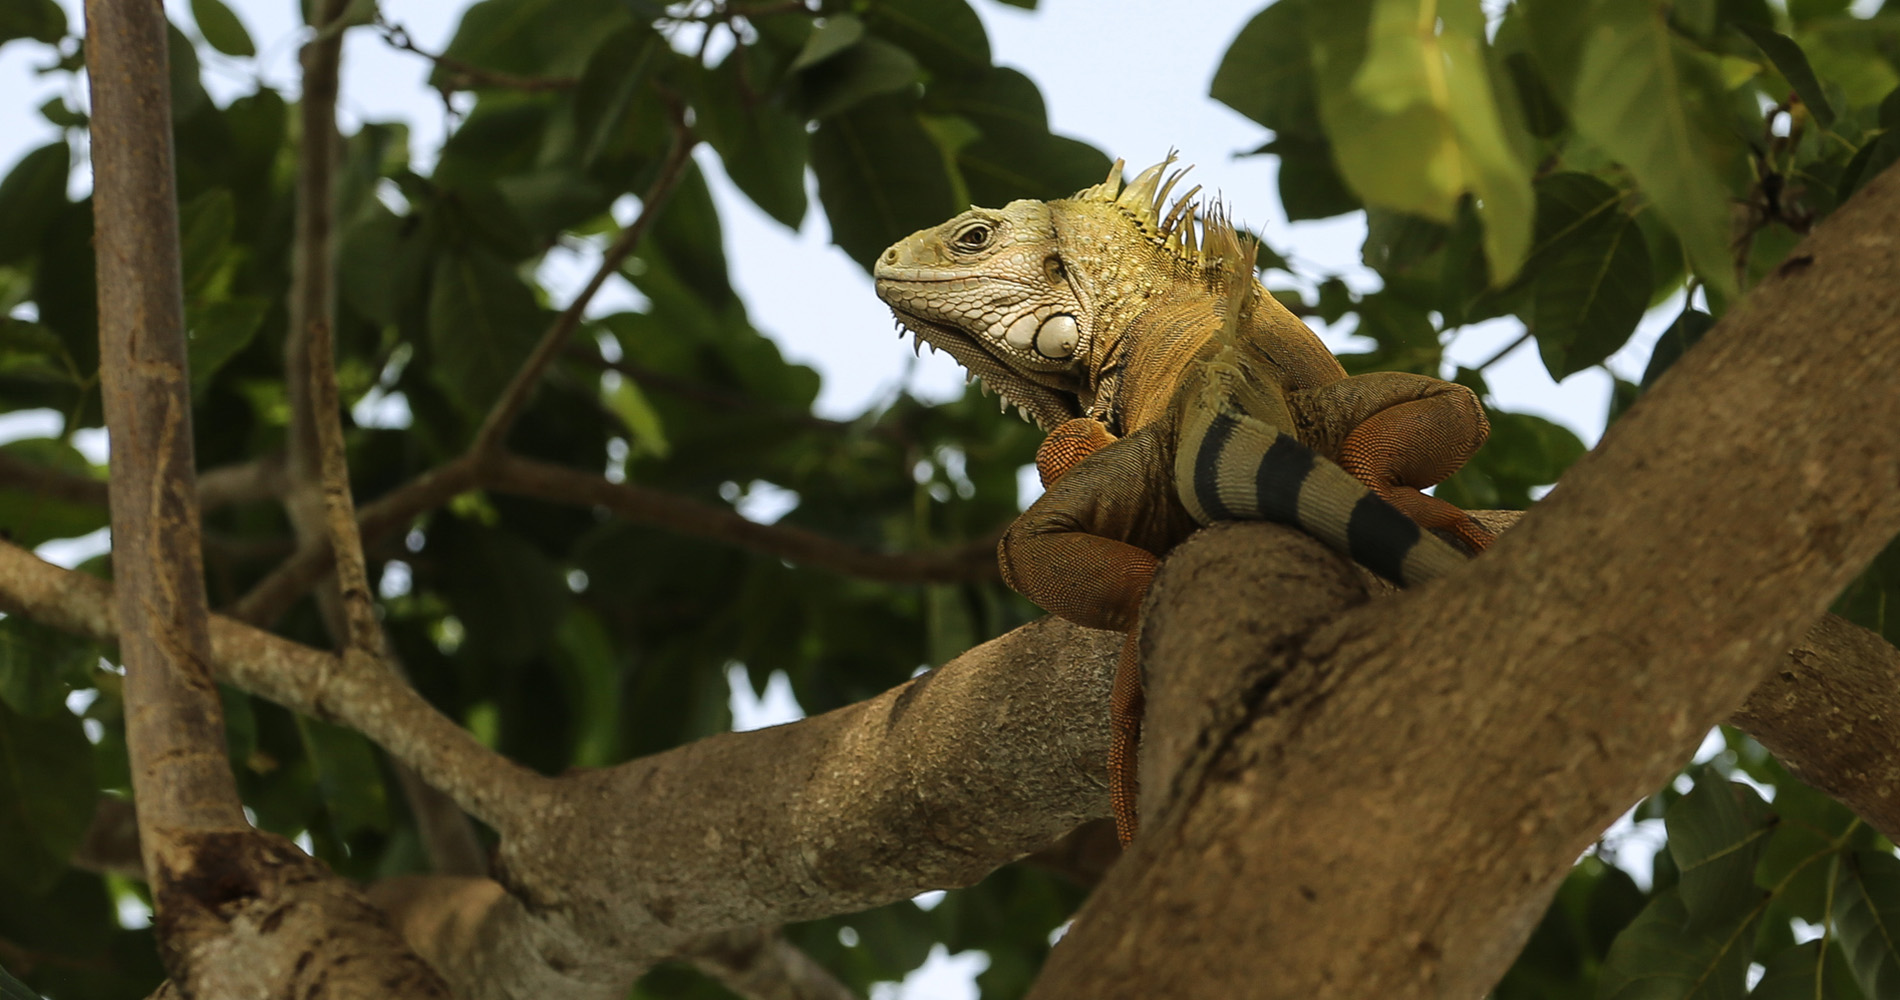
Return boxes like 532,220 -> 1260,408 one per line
873,156 -> 1493,844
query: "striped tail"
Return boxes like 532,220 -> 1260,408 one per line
1174,406 -> 1469,587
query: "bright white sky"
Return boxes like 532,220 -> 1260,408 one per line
0,4 -> 1686,996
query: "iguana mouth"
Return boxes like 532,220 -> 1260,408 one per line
886,312 -> 1081,431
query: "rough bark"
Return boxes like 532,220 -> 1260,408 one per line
85,1 -> 450,993
1027,162 -> 1900,998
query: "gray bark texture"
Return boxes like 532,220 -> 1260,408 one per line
1026,162 -> 1900,998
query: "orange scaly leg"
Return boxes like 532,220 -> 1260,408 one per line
1035,417 -> 1118,488
1337,397 -> 1494,553
1109,629 -> 1144,845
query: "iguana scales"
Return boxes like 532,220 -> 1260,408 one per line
873,155 -> 1493,844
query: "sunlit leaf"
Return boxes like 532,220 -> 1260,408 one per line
1310,0 -> 1533,279
1562,0 -> 1741,300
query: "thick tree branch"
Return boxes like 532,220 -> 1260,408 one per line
87,0 -> 248,874
1,505 -> 1896,993
1030,163 -> 1900,999
84,1 -> 449,994
1736,613 -> 1900,838
677,928 -> 861,1000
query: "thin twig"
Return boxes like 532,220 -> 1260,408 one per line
0,452 -> 281,510
471,128 -> 699,457
306,321 -> 381,657
376,17 -> 578,93
1474,329 -> 1532,371
485,453 -> 1002,584
228,456 -> 479,628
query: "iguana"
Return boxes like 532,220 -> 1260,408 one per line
873,156 -> 1493,844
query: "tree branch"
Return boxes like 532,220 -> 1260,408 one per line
85,1 -> 449,994
376,17 -> 580,93
677,928 -> 862,1000
1028,162 -> 1900,999
485,453 -> 1003,583
0,450 -> 282,511
0,504 -> 1896,993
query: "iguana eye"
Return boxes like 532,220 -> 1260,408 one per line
954,223 -> 994,252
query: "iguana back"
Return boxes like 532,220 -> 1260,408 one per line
874,156 -> 1493,840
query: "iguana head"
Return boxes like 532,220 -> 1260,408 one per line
873,154 -> 1250,431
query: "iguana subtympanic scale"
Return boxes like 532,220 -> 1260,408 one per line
873,156 -> 1493,843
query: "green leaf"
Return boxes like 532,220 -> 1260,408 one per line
1309,0 -> 1533,279
427,247 -> 546,420
1751,941 -> 1838,1000
295,717 -> 389,838
1665,774 -> 1776,930
0,0 -> 64,47
793,37 -> 923,119
925,68 -> 1111,205
186,296 -> 269,392
1212,0 -> 1322,137
1263,133 -> 1362,220
1735,24 -> 1836,128
862,0 -> 992,79
36,98 -> 84,130
191,0 -> 256,56
1564,0 -> 1741,300
1436,409 -> 1586,510
811,95 -> 960,269
0,439 -> 109,548
1838,134 -> 1900,204
1834,850 -> 1900,999
604,377 -> 669,458
0,615 -> 97,717
0,143 -> 70,266
0,700 -> 95,894
791,14 -> 865,70
696,52 -> 811,229
0,962 -> 46,1000
177,188 -> 236,296
1597,887 -> 1758,1000
1640,309 -> 1714,390
435,0 -> 634,82
1789,0 -> 1852,23
432,520 -> 573,668
1531,205 -> 1652,379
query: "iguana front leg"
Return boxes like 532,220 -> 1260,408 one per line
1000,427 -> 1177,845
1035,416 -> 1118,487
1292,373 -> 1494,552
